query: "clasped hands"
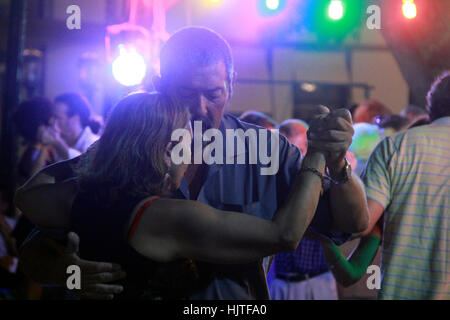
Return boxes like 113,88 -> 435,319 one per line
307,106 -> 354,175
36,124 -> 62,146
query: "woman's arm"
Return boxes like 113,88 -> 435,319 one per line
319,224 -> 381,287
130,151 -> 326,264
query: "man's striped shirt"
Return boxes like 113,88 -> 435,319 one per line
361,117 -> 450,300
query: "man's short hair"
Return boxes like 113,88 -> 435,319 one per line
279,119 -> 309,139
401,105 -> 429,118
160,27 -> 234,85
427,71 -> 450,120
353,99 -> 391,124
239,111 -> 278,129
55,92 -> 101,134
377,115 -> 409,132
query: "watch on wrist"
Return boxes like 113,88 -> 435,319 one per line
326,158 -> 352,185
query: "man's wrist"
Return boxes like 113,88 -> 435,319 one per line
327,158 -> 347,180
303,150 -> 327,169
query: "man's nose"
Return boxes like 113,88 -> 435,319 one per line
190,94 -> 208,117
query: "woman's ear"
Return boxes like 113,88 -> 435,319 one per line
163,142 -> 173,168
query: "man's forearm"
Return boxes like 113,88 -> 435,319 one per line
275,151 -> 326,248
329,168 -> 369,233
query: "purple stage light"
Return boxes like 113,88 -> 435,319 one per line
112,45 -> 147,87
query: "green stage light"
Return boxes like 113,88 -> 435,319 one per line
328,0 -> 344,21
305,0 -> 364,42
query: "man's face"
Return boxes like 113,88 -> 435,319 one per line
53,102 -> 78,142
281,128 -> 308,156
163,61 -> 231,131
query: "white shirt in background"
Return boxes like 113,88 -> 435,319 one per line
68,126 -> 100,159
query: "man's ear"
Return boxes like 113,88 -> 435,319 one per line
152,75 -> 162,92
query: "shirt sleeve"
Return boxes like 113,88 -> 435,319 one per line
360,137 -> 397,210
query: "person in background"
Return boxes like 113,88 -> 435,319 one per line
0,187 -> 20,298
400,104 -> 430,128
316,71 -> 450,299
309,217 -> 382,290
39,93 -> 101,161
13,98 -> 57,254
239,110 -> 278,130
352,100 -> 391,124
271,118 -> 339,300
279,119 -> 309,156
376,114 -> 410,137
13,97 -> 55,184
348,123 -> 381,176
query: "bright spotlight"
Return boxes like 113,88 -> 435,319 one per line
112,45 -> 147,87
328,0 -> 344,21
265,0 -> 280,11
402,0 -> 417,19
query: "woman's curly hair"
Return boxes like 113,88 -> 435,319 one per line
76,92 -> 190,202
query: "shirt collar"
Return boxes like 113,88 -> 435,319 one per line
177,114 -> 247,200
74,126 -> 92,150
432,116 -> 450,125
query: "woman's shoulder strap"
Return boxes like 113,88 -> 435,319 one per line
126,196 -> 160,242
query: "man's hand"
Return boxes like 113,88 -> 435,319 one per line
36,125 -> 71,161
307,108 -> 354,173
307,107 -> 368,234
62,233 -> 127,299
20,232 -> 126,300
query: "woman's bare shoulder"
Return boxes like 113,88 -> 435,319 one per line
127,197 -> 215,232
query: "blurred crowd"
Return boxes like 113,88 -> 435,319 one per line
0,85 -> 433,299
1,92 -> 102,299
